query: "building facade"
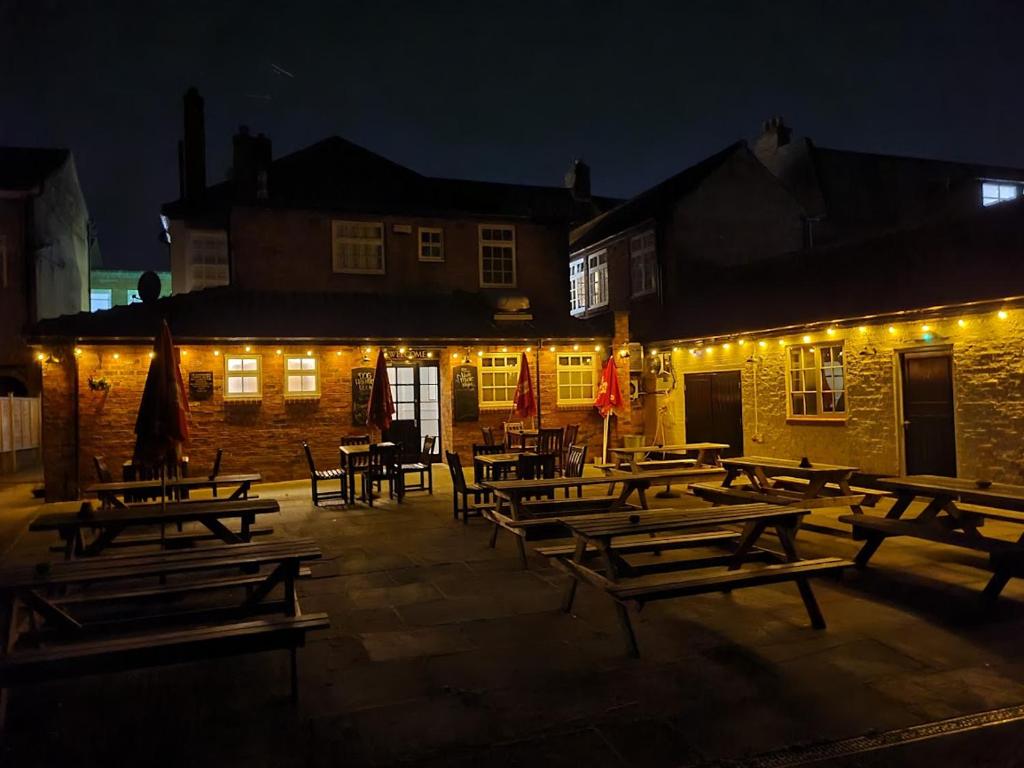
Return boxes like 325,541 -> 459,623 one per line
89,269 -> 172,311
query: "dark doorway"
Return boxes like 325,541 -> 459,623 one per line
385,362 -> 441,461
683,371 -> 743,457
901,350 -> 957,476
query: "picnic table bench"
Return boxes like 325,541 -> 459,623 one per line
31,498 -> 280,559
0,538 -> 329,723
842,475 -> 1024,600
552,504 -> 851,656
84,473 -> 261,509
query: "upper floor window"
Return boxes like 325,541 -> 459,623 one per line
982,182 -> 1020,207
284,356 -> 320,398
588,250 -> 608,309
569,258 -> 586,316
189,230 -> 229,290
90,289 -> 112,312
224,355 -> 262,401
419,227 -> 444,262
787,343 -> 845,418
479,225 -> 516,287
630,230 -> 657,297
480,353 -> 519,407
332,220 -> 385,274
557,353 -> 596,405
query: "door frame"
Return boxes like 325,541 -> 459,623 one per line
894,344 -> 958,476
386,359 -> 442,462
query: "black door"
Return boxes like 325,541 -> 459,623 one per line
683,371 -> 743,457
901,351 -> 956,476
385,363 -> 441,461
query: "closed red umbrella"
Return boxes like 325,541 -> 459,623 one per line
594,354 -> 623,463
511,351 -> 536,421
366,349 -> 395,432
133,319 -> 190,468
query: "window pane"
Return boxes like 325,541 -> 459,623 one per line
227,376 -> 243,394
227,358 -> 243,371
243,377 -> 258,394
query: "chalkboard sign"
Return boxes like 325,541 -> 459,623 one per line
188,371 -> 214,401
453,365 -> 479,422
352,367 -> 374,426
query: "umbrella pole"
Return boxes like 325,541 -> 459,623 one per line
602,414 -> 609,465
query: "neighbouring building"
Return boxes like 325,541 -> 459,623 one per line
32,89 -> 623,500
89,269 -> 172,310
0,147 -> 94,397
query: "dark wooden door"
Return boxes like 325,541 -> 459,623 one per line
683,371 -> 743,457
901,351 -> 956,476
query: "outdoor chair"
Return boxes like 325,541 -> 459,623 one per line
517,452 -> 556,499
364,442 -> 402,506
537,428 -> 564,472
446,451 -> 490,524
504,421 -> 525,450
399,436 -> 435,494
481,426 -> 496,446
563,443 -> 587,497
472,442 -> 509,482
302,441 -> 346,507
340,434 -> 370,446
563,424 -> 580,466
93,455 -> 113,484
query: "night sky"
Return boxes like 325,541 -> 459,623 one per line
3,0 -> 1022,270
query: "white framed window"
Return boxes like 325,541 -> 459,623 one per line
480,354 -> 520,407
284,356 -> 320,398
787,343 -> 846,418
982,182 -> 1020,207
557,353 -> 596,405
630,230 -> 657,297
188,230 -> 229,290
332,220 -> 385,274
479,225 -> 516,287
418,227 -> 444,262
224,355 -> 262,401
90,289 -> 112,312
588,250 -> 608,309
569,258 -> 586,315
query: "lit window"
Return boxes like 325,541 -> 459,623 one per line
982,182 -> 1020,207
588,250 -> 608,309
418,227 -> 444,262
787,344 -> 845,418
188,230 -> 229,290
569,258 -> 586,315
224,355 -> 261,401
284,356 -> 319,398
630,230 -> 657,297
90,289 -> 112,312
332,220 -> 385,274
127,290 -> 142,304
557,354 -> 595,405
479,225 -> 516,287
480,354 -> 519,407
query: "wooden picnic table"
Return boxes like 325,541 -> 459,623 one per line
842,475 -> 1024,600
473,451 -> 529,482
608,442 -> 728,472
339,442 -> 395,504
85,473 -> 261,509
555,504 -> 851,656
30,498 -> 280,559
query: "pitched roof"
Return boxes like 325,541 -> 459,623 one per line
645,195 -> 1024,342
569,143 -> 748,251
32,288 -> 613,342
162,136 -> 619,223
0,147 -> 69,193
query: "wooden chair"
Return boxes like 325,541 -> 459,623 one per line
472,443 -> 509,482
302,442 -> 346,507
364,443 -> 401,506
563,443 -> 588,497
517,452 -> 557,499
537,428 -> 564,472
340,435 -> 369,446
208,448 -> 224,497
93,455 -> 113,484
504,421 -> 524,450
563,424 -> 579,467
446,451 -> 489,524
399,436 -> 435,494
481,426 -> 496,446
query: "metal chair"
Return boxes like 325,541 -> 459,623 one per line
446,451 -> 490,524
302,441 -> 346,506
399,436 -> 435,494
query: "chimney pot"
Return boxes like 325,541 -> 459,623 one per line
565,158 -> 591,201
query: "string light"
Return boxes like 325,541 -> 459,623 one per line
826,327 -> 836,336
426,351 -> 434,358
650,349 -> 658,356
398,346 -> 406,354
958,319 -> 967,328
706,345 -> 715,354
548,345 -> 556,353
36,352 -> 44,361
723,342 -> 731,350
594,344 -> 602,352
73,347 -> 83,357
921,324 -> 931,333
573,343 -> 580,351
113,353 -> 121,360
778,339 -> 786,347
180,349 -> 187,356
501,347 -> 508,353
451,352 -> 460,359
364,347 -> 371,354
244,345 -> 251,352
858,326 -> 867,334
148,351 -> 155,359
689,348 -> 697,355
477,350 -> 483,357
998,310 -> 1009,320
213,350 -> 220,356
336,350 -> 342,356
306,350 -> 313,357
738,339 -> 747,347
887,326 -> 896,335
526,346 -> 533,353
759,340 -> 767,348
275,349 -> 282,355
802,335 -> 811,344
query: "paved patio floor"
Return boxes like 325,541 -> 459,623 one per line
3,472 -> 1024,766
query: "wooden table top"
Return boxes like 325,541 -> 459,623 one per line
338,442 -> 395,455
561,503 -> 810,539
609,443 -> 728,455
720,456 -> 858,475
484,475 -> 616,493
84,473 -> 261,495
31,498 -> 280,530
475,452 -> 528,464
606,466 -> 725,480
877,475 -> 1024,508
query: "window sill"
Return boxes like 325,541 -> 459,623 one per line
225,397 -> 262,405
480,283 -> 518,290
785,417 -> 847,426
333,268 -> 386,276
284,394 -> 321,401
556,402 -> 596,411
480,404 -> 514,411
418,257 -> 444,263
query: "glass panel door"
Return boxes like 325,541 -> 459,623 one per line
386,362 -> 442,460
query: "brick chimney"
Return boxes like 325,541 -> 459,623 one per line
753,116 -> 792,163
232,125 -> 272,202
565,158 -> 591,201
180,87 -> 206,204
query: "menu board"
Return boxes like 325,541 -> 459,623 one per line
188,371 -> 214,401
453,365 -> 479,422
351,368 -> 374,426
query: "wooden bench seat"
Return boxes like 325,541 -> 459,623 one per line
520,495 -> 623,516
636,458 -> 697,470
954,503 -> 1024,525
47,525 -> 274,555
691,482 -> 865,510
839,514 -> 1022,557
535,529 -> 741,558
771,476 -> 889,506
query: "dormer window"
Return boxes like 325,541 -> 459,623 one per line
982,182 -> 1020,207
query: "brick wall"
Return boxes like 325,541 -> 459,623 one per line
663,306 -> 1024,481
41,345 -> 78,501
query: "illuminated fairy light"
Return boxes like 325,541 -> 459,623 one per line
573,343 -> 580,351
398,346 -> 406,354
501,347 -> 508,353
148,351 -> 155,359
921,324 -> 931,333
998,310 -> 1009,320
451,352 -> 460,359
858,326 -> 867,334
113,353 -> 120,360
759,341 -> 767,348
275,349 -> 282,355
73,347 -> 83,357
364,347 -> 371,354
689,348 -> 697,355
650,349 -> 658,356
887,326 -> 896,335
738,339 -> 747,347
180,349 -> 187,356
672,346 -> 679,352
802,335 -> 811,344
336,350 -> 342,356
306,350 -> 313,357
477,350 -> 483,357
548,345 -> 556,353
826,327 -> 836,336
958,319 -> 967,328
244,345 -> 251,353
706,345 -> 715,354
213,350 -> 220,356
778,339 -> 786,347
594,344 -> 602,352
36,352 -> 45,361
723,342 -> 731,350
526,346 -> 533,353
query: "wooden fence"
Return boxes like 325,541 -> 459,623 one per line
0,394 -> 41,472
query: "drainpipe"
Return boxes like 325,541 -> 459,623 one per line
535,341 -> 542,429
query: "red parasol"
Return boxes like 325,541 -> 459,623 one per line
594,354 -> 623,418
133,320 -> 190,467
511,351 -> 537,420
366,349 -> 395,432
